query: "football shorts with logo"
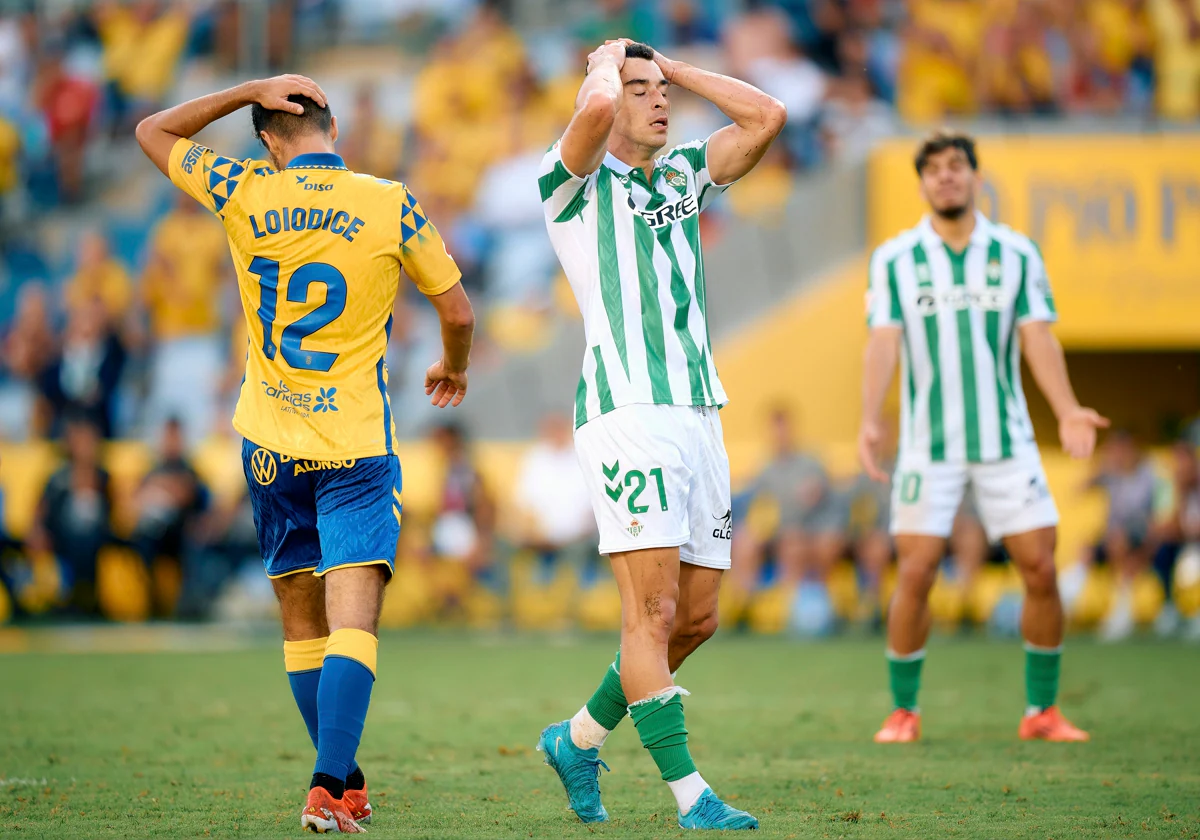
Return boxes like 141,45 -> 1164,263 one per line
574,403 -> 732,568
890,449 -> 1058,542
242,439 -> 403,578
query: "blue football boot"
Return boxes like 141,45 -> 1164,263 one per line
678,788 -> 759,830
537,720 -> 610,823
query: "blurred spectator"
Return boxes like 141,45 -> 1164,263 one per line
95,0 -> 190,133
725,6 -> 826,167
511,412 -> 596,577
842,466 -> 892,622
26,411 -> 113,615
338,83 -> 404,180
139,192 -> 230,444
130,416 -> 208,617
1149,440 -> 1200,638
36,295 -> 126,439
177,490 -> 258,620
1149,0 -> 1200,120
1,283 -> 56,439
897,0 -> 985,122
1088,430 -> 1158,640
572,0 -> 658,45
980,1 -> 1059,116
31,48 -> 98,203
429,422 -> 496,578
821,50 -> 897,163
732,408 -> 842,592
0,13 -> 33,113
64,229 -> 133,327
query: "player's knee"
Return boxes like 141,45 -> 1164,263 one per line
1021,556 -> 1058,598
895,557 -> 939,597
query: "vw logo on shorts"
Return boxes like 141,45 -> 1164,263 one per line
251,447 -> 277,485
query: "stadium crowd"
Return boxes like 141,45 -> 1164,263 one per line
1,0 -> 1199,635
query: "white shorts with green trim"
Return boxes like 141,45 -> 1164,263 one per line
890,449 -> 1059,542
574,403 -> 732,568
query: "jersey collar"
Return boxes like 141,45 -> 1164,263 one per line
918,210 -> 991,251
285,152 -> 347,170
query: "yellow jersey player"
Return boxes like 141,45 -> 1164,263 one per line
136,75 -> 475,834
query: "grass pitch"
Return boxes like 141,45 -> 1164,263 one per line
2,631 -> 1198,839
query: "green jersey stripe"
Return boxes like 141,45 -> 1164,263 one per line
574,374 -> 588,428
592,345 -> 615,414
632,212 -> 673,404
657,225 -> 707,403
889,258 -> 916,431
596,173 -> 630,377
1014,253 -> 1031,321
912,243 -> 945,461
887,256 -> 903,323
985,238 -> 1013,459
681,217 -> 710,346
553,182 -> 588,223
1004,254 -> 1027,439
946,246 -> 982,462
538,161 -> 574,201
698,346 -> 715,404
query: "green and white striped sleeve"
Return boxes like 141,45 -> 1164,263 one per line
539,142 -> 591,224
866,246 -> 903,328
1015,241 -> 1058,324
667,137 -> 734,212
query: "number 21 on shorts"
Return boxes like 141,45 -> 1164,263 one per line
602,461 -> 669,515
898,471 -> 922,504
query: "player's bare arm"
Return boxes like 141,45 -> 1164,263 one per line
647,45 -> 786,184
559,43 -> 626,176
423,281 -> 475,408
135,75 -> 327,174
858,326 -> 902,482
1020,320 -> 1108,459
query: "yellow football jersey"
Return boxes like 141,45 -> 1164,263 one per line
168,138 -> 460,460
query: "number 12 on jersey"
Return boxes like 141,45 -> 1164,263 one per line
250,256 -> 347,372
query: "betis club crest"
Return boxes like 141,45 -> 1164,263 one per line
626,518 -> 644,538
664,169 -> 687,188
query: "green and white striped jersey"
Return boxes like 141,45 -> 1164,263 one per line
540,138 -> 730,428
867,212 -> 1057,464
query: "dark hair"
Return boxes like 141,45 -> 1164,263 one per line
914,129 -> 978,175
625,42 -> 655,61
251,94 -> 332,146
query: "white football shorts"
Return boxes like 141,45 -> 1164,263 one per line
890,449 -> 1059,542
574,403 -> 732,569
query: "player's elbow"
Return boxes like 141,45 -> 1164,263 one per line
443,302 -> 476,333
578,89 -> 619,128
134,115 -> 159,153
760,96 -> 787,136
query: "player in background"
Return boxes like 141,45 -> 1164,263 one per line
536,41 -> 785,829
859,130 -> 1108,744
136,76 -> 474,833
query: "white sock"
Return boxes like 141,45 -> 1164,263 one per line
569,705 -> 610,750
668,771 -> 709,814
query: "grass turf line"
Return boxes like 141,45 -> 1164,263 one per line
2,635 -> 1198,839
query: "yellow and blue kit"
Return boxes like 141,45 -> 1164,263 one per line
169,139 -> 460,577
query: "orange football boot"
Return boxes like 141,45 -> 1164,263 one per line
874,708 -> 921,743
343,781 -> 372,826
1018,706 -> 1090,742
300,786 -> 366,834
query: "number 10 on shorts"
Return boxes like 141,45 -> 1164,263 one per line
898,471 -> 922,504
602,461 -> 669,514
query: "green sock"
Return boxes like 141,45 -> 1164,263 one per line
630,691 -> 696,782
1025,644 -> 1061,710
585,650 -> 629,731
887,649 -> 925,711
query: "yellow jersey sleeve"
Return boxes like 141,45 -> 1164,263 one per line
168,137 -> 259,219
398,185 -> 461,296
